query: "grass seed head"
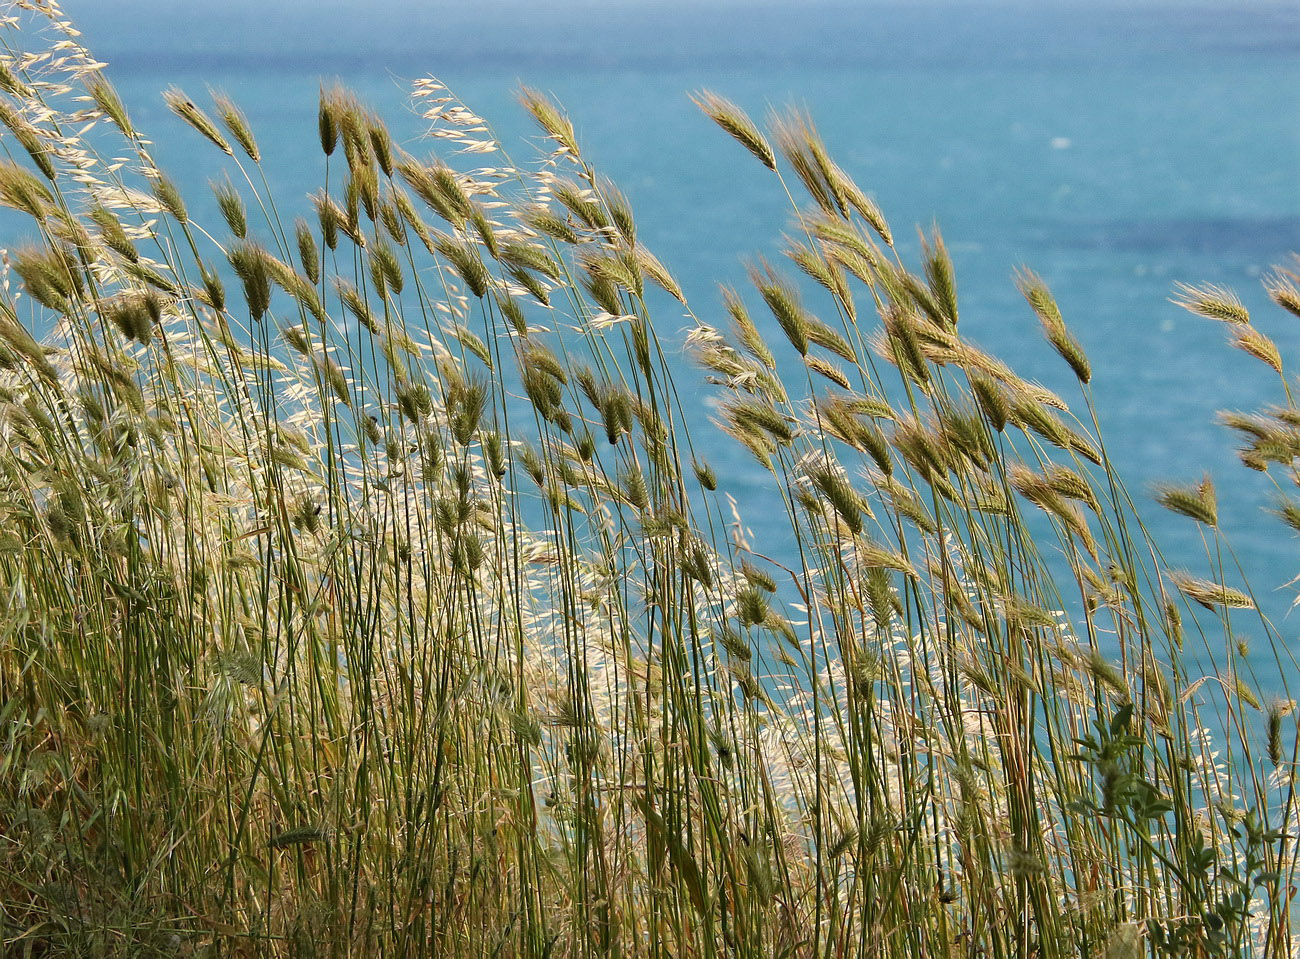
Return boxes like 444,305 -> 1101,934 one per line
1154,477 -> 1217,527
693,90 -> 776,171
1264,268 -> 1300,320
1172,281 -> 1251,324
165,87 -> 232,155
212,90 -> 260,162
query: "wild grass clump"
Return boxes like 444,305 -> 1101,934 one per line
0,3 -> 1298,956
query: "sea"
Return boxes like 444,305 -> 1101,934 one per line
48,0 -> 1300,681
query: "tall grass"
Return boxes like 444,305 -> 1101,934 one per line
0,3 -> 1297,956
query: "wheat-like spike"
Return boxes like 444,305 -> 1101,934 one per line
520,204 -> 580,245
294,219 -> 320,285
692,91 -> 776,171
370,238 -> 404,296
635,246 -> 684,303
519,87 -> 580,156
164,87 -> 232,155
1169,572 -> 1254,610
228,241 -> 272,321
879,308 -> 931,389
149,172 -> 187,223
552,180 -> 609,232
86,75 -> 134,138
1043,464 -> 1098,510
210,90 -> 259,162
1171,281 -> 1251,324
367,116 -> 395,178
1231,326 -> 1283,373
771,108 -> 837,215
752,264 -> 810,356
1016,268 -> 1091,383
1270,494 -> 1300,533
1154,479 -> 1217,527
0,102 -> 54,180
318,85 -> 342,155
805,354 -> 851,389
786,239 -> 853,319
0,160 -> 52,220
1008,398 -> 1101,465
805,315 -> 857,364
835,171 -> 892,246
922,228 -> 958,327
212,176 -> 247,239
1264,268 -> 1300,320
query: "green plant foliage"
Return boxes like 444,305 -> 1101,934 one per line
0,7 -> 1297,958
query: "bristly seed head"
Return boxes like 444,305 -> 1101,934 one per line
692,91 -> 776,171
164,87 -> 232,156
1154,476 -> 1217,527
1171,281 -> 1251,324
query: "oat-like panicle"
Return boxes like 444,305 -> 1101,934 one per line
692,91 -> 776,171
1171,281 -> 1251,324
164,87 -> 232,155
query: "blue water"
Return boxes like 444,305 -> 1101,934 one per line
53,1 -> 1300,670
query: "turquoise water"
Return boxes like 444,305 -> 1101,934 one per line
54,1 -> 1300,654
